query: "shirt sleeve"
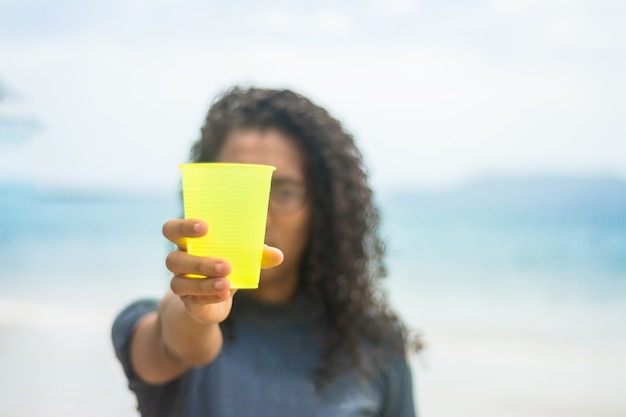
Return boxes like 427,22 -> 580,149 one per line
379,352 -> 417,417
111,299 -> 159,383
111,299 -> 189,417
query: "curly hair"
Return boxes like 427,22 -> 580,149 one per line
190,86 -> 421,387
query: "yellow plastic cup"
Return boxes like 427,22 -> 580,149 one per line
178,163 -> 275,288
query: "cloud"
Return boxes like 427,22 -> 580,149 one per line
367,0 -> 418,16
240,7 -> 354,38
0,84 -> 42,147
0,0 -> 624,190
0,119 -> 42,148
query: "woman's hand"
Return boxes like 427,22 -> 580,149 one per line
162,218 -> 284,324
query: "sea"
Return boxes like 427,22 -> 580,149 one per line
0,176 -> 624,417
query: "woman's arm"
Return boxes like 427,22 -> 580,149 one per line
128,219 -> 282,384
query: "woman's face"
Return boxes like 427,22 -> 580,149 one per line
217,127 -> 310,301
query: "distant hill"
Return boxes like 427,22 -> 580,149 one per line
0,182 -> 173,203
2,175 -> 625,217
379,176 -> 626,222
455,176 -> 626,207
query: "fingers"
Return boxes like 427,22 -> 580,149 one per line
166,246 -> 234,304
261,245 -> 284,269
162,220 -> 283,270
165,250 -> 231,278
171,275 -> 233,302
162,219 -> 208,250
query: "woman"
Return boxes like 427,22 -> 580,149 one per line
112,86 -> 420,416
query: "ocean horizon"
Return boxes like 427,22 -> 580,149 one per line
1,175 -> 625,417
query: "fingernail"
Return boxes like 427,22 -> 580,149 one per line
192,222 -> 202,233
214,262 -> 225,275
214,279 -> 224,290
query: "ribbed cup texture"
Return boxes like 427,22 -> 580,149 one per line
179,163 -> 275,288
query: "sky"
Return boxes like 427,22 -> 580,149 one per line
0,0 -> 624,192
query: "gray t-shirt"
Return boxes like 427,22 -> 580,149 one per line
112,292 -> 417,417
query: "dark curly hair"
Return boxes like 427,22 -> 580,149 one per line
190,86 -> 421,388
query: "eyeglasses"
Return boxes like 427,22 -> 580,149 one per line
268,178 -> 307,215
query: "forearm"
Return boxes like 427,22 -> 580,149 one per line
130,291 -> 223,384
159,291 -> 224,366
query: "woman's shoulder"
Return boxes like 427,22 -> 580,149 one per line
112,298 -> 159,333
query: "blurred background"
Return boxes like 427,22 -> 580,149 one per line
1,1 -> 625,416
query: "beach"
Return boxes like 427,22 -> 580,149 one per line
0,179 -> 624,416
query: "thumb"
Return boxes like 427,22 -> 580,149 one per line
261,245 -> 284,269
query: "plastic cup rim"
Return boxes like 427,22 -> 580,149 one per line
178,162 -> 276,170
